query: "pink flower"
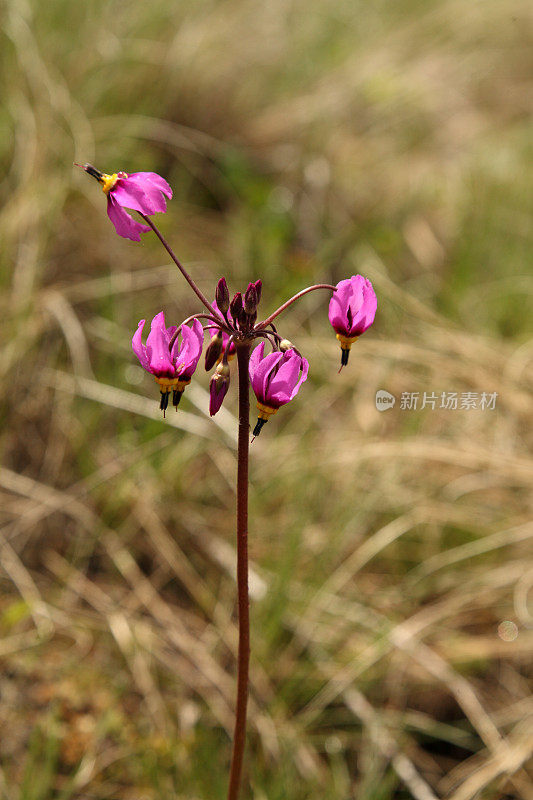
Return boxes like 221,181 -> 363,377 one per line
80,164 -> 172,242
132,312 -> 203,411
249,341 -> 309,436
328,275 -> 377,366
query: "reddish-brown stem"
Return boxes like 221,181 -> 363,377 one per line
168,313 -> 223,350
256,283 -> 337,329
227,342 -> 251,800
139,213 -> 225,322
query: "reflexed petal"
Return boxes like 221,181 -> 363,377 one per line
132,319 -> 150,370
268,351 -> 309,405
249,341 -> 265,378
106,196 -> 150,241
112,173 -> 172,215
110,178 -> 153,213
353,279 -> 377,333
173,319 -> 204,379
328,275 -> 377,336
253,349 -> 284,403
346,276 -> 365,328
146,312 -> 174,376
130,172 -> 172,199
328,281 -> 351,334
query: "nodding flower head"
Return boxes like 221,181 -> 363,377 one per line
132,313 -> 203,412
78,163 -> 172,242
249,341 -> 309,436
328,275 -> 377,366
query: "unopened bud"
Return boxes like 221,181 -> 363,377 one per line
214,362 -> 230,382
253,279 -> 262,305
244,283 -> 258,315
215,277 -> 230,314
205,331 -> 224,371
279,339 -> 294,352
209,362 -> 231,416
230,292 -> 243,324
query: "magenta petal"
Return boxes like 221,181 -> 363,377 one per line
268,353 -> 301,401
111,172 -> 172,216
254,350 -> 283,403
329,275 -> 377,336
107,196 -> 150,241
110,179 -> 153,214
130,172 -> 172,199
146,312 -> 175,376
268,351 -> 309,405
209,380 -> 228,416
249,341 -> 265,378
173,319 -> 204,379
328,278 -> 353,334
119,173 -> 170,213
353,279 -> 377,333
132,319 -> 150,370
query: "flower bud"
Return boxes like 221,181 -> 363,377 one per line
204,330 -> 224,371
215,277 -> 230,314
244,282 -> 258,315
279,339 -> 293,352
209,362 -> 231,416
230,292 -> 243,324
253,279 -> 262,305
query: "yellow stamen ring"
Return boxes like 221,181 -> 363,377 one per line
100,173 -> 120,194
154,376 -> 191,393
336,333 -> 358,351
256,402 -> 279,421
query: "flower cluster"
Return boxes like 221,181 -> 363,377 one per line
80,165 -> 377,434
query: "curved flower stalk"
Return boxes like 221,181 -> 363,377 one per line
81,163 -> 377,800
328,274 -> 377,366
249,342 -> 309,436
132,312 -> 203,412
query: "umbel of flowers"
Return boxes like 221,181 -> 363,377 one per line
79,162 -> 377,800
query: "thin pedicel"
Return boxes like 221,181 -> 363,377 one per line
79,162 -> 377,800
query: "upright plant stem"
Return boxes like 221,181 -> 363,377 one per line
227,342 -> 251,800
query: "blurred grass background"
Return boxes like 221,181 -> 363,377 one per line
1,0 -> 532,797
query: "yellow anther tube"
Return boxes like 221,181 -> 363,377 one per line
336,333 -> 358,351
100,173 -> 120,194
